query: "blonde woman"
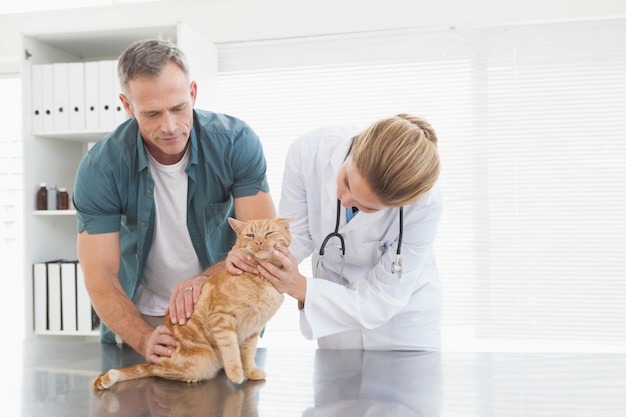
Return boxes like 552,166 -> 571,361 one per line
230,114 -> 443,350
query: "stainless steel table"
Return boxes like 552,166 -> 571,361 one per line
11,338 -> 626,416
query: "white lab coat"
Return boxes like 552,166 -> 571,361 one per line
279,125 -> 443,350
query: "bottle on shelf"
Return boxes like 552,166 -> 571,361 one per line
36,183 -> 47,210
47,184 -> 58,211
58,188 -> 69,210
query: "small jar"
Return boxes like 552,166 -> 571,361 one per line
36,183 -> 47,210
57,188 -> 69,210
47,184 -> 57,211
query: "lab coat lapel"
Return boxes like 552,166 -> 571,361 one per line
322,137 -> 351,209
341,207 -> 385,234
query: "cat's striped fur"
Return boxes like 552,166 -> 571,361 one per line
93,217 -> 290,389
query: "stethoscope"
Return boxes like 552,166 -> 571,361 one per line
316,198 -> 404,281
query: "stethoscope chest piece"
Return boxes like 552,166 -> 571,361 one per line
391,254 -> 403,275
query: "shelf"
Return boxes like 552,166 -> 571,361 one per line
33,210 -> 76,216
28,26 -> 178,60
34,330 -> 99,337
33,130 -> 109,143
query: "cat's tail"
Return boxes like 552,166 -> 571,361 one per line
93,364 -> 155,390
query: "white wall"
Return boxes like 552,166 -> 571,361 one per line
1,0 -> 626,65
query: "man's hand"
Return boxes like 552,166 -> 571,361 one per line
166,275 -> 207,325
144,325 -> 178,365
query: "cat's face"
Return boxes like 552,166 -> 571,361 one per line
228,218 -> 292,263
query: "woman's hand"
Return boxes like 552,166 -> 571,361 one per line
258,243 -> 307,304
166,274 -> 207,325
225,246 -> 259,275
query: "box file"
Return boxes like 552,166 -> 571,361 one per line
68,62 -> 86,131
84,61 -> 100,130
112,59 -> 129,127
32,59 -> 126,133
41,64 -> 55,131
31,64 -> 44,132
52,62 -> 70,131
98,60 -> 116,130
75,263 -> 94,332
33,260 -> 97,334
60,261 -> 78,332
32,263 -> 48,332
46,261 -> 62,331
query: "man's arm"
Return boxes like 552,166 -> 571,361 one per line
233,190 -> 276,221
77,230 -> 177,362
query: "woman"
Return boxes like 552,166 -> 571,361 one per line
233,114 -> 442,350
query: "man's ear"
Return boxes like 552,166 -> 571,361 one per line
189,80 -> 198,106
119,93 -> 134,118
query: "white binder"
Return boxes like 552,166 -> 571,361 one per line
41,63 -> 55,132
31,64 -> 44,132
52,62 -> 70,131
112,59 -> 129,127
98,60 -> 116,130
33,263 -> 48,332
47,261 -> 62,332
76,263 -> 93,333
68,62 -> 86,131
60,261 -> 78,332
84,61 -> 100,130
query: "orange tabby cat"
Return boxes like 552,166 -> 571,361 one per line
93,217 -> 290,390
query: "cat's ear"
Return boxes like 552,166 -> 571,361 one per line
228,217 -> 245,234
277,217 -> 293,230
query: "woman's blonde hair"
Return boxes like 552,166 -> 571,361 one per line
350,114 -> 440,207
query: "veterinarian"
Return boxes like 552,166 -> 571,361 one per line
233,114 -> 443,350
73,39 -> 275,364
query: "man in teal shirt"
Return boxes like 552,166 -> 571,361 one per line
73,39 -> 275,364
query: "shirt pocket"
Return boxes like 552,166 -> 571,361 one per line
203,197 -> 236,253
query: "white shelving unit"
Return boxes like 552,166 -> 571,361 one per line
22,23 -> 217,337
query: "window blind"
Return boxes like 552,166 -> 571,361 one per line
214,19 -> 626,351
0,77 -> 24,339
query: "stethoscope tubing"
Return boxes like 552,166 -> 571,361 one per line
318,199 -> 403,277
319,199 -> 346,258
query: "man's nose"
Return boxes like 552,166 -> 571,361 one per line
160,112 -> 177,133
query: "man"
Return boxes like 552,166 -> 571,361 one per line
74,39 -> 275,364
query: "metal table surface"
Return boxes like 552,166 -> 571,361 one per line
8,338 -> 626,416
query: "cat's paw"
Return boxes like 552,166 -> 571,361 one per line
93,369 -> 120,390
245,368 -> 266,381
224,365 -> 245,384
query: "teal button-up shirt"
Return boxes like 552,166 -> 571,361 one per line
73,110 -> 270,342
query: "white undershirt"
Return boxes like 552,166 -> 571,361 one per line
133,147 -> 202,316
